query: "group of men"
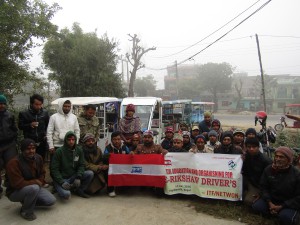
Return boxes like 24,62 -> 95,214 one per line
1,94 -> 300,224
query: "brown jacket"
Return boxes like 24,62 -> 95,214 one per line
134,143 -> 165,154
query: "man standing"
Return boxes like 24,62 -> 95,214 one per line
77,104 -> 100,144
47,99 -> 80,157
6,139 -> 56,221
51,131 -> 93,199
0,94 -> 18,195
199,111 -> 212,138
18,94 -> 49,160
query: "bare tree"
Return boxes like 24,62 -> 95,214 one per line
126,34 -> 156,97
234,78 -> 243,110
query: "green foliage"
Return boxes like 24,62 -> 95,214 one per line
43,23 -> 125,97
134,75 -> 157,96
0,0 -> 60,102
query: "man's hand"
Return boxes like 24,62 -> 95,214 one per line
269,201 -> 283,214
49,148 -> 55,154
73,179 -> 81,188
35,179 -> 43,186
62,182 -> 71,190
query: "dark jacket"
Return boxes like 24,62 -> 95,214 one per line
50,131 -> 85,184
0,110 -> 18,147
242,152 -> 272,188
18,107 -> 49,143
161,138 -> 173,150
214,144 -> 243,155
260,165 -> 300,209
103,143 -> 130,164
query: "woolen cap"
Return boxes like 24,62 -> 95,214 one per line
195,135 -> 206,143
208,130 -> 218,137
0,94 -> 7,104
245,128 -> 257,136
82,133 -> 96,143
20,139 -> 36,152
126,104 -> 135,112
165,127 -> 174,134
275,146 -> 294,164
173,133 -> 183,142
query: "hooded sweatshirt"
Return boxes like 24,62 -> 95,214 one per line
50,131 -> 85,184
47,99 -> 80,148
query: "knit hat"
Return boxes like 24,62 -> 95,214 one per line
126,104 -> 135,112
233,128 -> 245,136
0,94 -> 7,104
245,137 -> 260,147
211,119 -> 221,126
221,131 -> 233,142
275,146 -> 294,164
82,133 -> 95,143
245,128 -> 257,136
204,111 -> 212,117
182,131 -> 190,137
165,127 -> 174,134
143,130 -> 153,137
208,130 -> 218,137
195,135 -> 206,143
173,133 -> 183,142
192,125 -> 199,131
20,138 -> 36,152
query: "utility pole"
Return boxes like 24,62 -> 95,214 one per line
255,34 -> 267,112
175,60 -> 179,99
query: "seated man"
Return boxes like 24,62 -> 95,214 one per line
161,127 -> 174,150
82,133 -> 107,195
233,128 -> 245,151
168,133 -> 186,152
205,130 -> 221,153
51,131 -> 93,199
134,130 -> 168,155
214,131 -> 243,155
6,139 -> 56,221
252,147 -> 300,225
182,131 -> 196,152
242,137 -> 272,206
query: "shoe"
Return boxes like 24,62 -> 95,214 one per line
43,183 -> 50,188
108,191 -> 116,197
75,189 -> 90,198
20,211 -> 37,221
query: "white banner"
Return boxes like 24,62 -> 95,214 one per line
164,153 -> 243,201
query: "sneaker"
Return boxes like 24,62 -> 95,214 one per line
75,189 -> 90,198
108,191 -> 116,197
43,183 -> 50,188
20,211 -> 37,221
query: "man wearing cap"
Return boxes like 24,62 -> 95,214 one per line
233,128 -> 246,152
253,147 -> 300,225
77,104 -> 100,144
18,94 -> 50,160
82,133 -> 107,195
0,94 -> 18,195
168,133 -> 186,152
198,111 -> 212,138
211,119 -> 223,141
118,103 -> 141,147
191,125 -> 200,144
214,131 -> 243,155
135,130 -> 168,155
190,135 -> 209,153
205,130 -> 221,153
182,131 -> 196,152
245,128 -> 264,153
161,127 -> 174,150
5,139 -> 56,221
51,131 -> 93,199
242,137 -> 272,206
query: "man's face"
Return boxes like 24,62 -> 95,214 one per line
173,140 -> 183,149
233,133 -> 244,144
192,129 -> 199,137
209,135 -> 217,143
23,143 -> 36,159
32,99 -> 43,112
126,110 -> 134,117
112,135 -> 122,148
212,124 -> 219,131
67,136 -> 76,148
204,115 -> 211,123
63,103 -> 72,114
274,152 -> 289,168
85,108 -> 96,119
165,132 -> 174,139
132,138 -> 139,147
143,135 -> 153,145
246,133 -> 256,138
196,138 -> 205,149
84,138 -> 96,148
0,103 -> 6,112
183,136 -> 190,144
222,137 -> 232,146
246,144 -> 259,155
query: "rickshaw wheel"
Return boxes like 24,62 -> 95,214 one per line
274,123 -> 284,131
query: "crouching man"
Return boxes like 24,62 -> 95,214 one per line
51,131 -> 93,199
6,139 -> 56,221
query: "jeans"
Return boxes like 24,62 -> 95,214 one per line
53,170 -> 94,199
9,184 -> 56,214
252,198 -> 299,225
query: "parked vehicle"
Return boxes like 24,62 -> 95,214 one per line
274,104 -> 300,131
120,97 -> 163,144
51,97 -> 121,150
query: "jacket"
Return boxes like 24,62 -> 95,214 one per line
50,131 -> 85,184
46,99 -> 80,148
18,107 -> 49,143
0,110 -> 18,147
103,143 -> 130,164
77,112 -> 100,143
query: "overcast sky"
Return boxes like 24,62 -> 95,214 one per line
33,0 -> 300,89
